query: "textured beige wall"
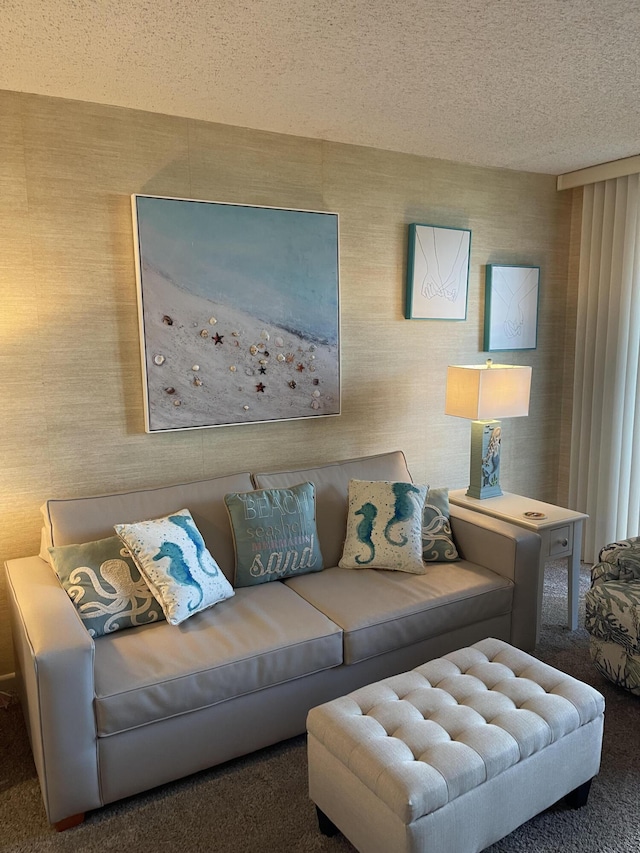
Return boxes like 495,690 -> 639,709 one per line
0,90 -> 572,677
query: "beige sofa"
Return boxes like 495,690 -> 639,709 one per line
5,450 -> 541,830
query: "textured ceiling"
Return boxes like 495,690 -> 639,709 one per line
3,0 -> 640,175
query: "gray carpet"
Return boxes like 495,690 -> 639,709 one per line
1,561 -> 638,852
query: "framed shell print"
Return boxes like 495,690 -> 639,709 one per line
131,195 -> 340,432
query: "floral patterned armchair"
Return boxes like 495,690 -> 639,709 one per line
585,536 -> 640,695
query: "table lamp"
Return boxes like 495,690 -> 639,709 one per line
445,359 -> 532,499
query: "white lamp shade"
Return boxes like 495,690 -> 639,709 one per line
445,363 -> 532,420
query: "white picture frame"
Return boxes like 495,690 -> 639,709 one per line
131,194 -> 341,432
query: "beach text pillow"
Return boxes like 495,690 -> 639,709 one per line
339,479 -> 428,574
422,487 -> 460,562
224,482 -> 324,587
115,508 -> 234,625
49,536 -> 165,638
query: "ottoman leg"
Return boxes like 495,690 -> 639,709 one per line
316,805 -> 339,837
565,779 -> 593,808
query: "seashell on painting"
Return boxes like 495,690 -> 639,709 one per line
200,329 -> 209,338
250,345 -> 258,355
260,330 -> 270,341
229,365 -> 237,372
153,354 -> 166,365
312,389 -> 320,398
310,400 -> 320,410
209,317 -> 217,325
232,330 -> 241,337
274,336 -> 284,348
243,405 -> 250,411
193,377 -> 203,386
173,399 -> 181,407
162,315 -> 173,325
276,354 -> 285,362
165,387 -> 176,395
192,364 -> 200,371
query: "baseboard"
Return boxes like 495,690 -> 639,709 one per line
0,672 -> 17,694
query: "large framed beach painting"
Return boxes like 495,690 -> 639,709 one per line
131,195 -> 340,432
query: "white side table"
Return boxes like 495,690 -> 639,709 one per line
449,490 -> 588,639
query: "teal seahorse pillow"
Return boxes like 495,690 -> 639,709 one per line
422,487 -> 459,562
339,479 -> 429,574
49,536 -> 166,638
115,508 -> 234,626
224,482 -> 324,587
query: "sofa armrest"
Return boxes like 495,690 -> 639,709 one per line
591,561 -> 616,587
5,556 -> 102,825
450,505 -> 541,652
592,536 -> 640,586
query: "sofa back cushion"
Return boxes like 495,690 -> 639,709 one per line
40,472 -> 253,582
252,451 -> 412,569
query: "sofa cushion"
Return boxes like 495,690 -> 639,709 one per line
339,479 -> 428,574
115,509 -> 235,625
48,535 -> 165,637
93,581 -> 343,736
284,563 -> 513,664
224,482 -> 324,587
252,451 -> 412,568
40,471 -> 253,582
422,487 -> 459,562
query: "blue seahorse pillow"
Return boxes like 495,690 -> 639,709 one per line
339,479 -> 429,574
224,482 -> 324,587
114,508 -> 234,625
49,536 -> 166,638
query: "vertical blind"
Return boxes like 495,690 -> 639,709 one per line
569,174 -> 640,562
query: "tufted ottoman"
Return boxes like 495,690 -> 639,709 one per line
307,638 -> 604,853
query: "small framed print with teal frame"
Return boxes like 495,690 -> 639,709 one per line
405,223 -> 471,320
484,264 -> 540,351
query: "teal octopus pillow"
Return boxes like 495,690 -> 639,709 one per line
339,479 -> 429,574
115,508 -> 234,625
224,482 -> 324,587
49,536 -> 166,638
422,487 -> 459,562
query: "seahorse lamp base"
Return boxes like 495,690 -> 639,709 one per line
466,419 -> 503,500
